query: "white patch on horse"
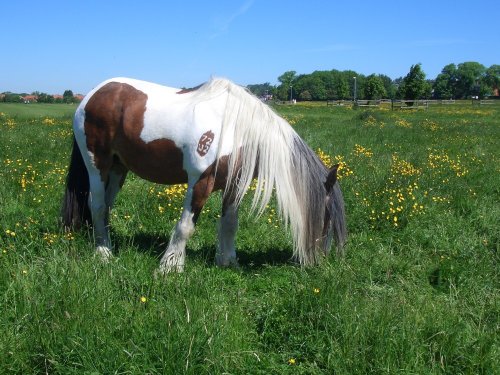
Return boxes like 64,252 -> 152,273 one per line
133,80 -> 230,175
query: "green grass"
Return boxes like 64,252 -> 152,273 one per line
0,103 -> 498,374
0,102 -> 77,119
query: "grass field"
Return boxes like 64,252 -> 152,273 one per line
0,102 -> 498,374
0,102 -> 77,119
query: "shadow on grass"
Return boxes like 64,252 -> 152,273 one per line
113,231 -> 167,259
113,230 -> 294,270
231,247 -> 295,270
185,245 -> 295,271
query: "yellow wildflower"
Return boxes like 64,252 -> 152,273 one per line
5,229 -> 16,237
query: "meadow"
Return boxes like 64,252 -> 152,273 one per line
0,101 -> 498,374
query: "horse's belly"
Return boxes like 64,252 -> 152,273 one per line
114,137 -> 188,185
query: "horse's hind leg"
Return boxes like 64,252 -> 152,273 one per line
73,133 -> 114,259
87,161 -> 126,260
104,165 -> 128,225
88,172 -> 113,259
216,199 -> 239,267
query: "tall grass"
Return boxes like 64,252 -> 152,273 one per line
0,103 -> 498,374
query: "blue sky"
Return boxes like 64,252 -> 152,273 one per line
2,0 -> 499,94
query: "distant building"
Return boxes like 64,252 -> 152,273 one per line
21,95 -> 38,103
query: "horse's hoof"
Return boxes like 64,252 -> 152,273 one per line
156,263 -> 184,277
215,254 -> 239,269
95,246 -> 113,261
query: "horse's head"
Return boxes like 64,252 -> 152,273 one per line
322,164 -> 347,256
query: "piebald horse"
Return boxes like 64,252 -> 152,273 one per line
62,77 -> 347,273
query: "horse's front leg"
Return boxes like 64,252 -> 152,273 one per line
159,188 -> 196,273
158,174 -> 214,274
216,199 -> 239,267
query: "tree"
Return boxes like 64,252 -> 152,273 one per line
247,82 -> 275,98
364,74 -> 387,100
277,71 -> 297,101
271,60 -> 497,103
39,93 -> 55,103
378,74 -> 396,98
312,70 -> 336,99
433,64 -> 457,99
293,70 -> 359,101
299,90 -> 312,101
455,62 -> 487,99
398,63 -> 431,100
334,75 -> 350,100
2,93 -> 22,103
63,90 -> 74,103
295,73 -> 327,100
289,70 -> 368,101
484,64 -> 500,96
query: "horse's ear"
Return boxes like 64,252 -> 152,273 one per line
325,164 -> 339,192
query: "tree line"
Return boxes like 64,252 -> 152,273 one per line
248,62 -> 500,101
0,90 -> 80,104
3,62 -> 498,104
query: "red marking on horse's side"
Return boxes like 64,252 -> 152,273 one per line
197,130 -> 214,157
83,82 -> 188,184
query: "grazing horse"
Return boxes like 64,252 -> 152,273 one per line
62,77 -> 347,272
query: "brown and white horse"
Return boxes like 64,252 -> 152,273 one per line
62,77 -> 347,273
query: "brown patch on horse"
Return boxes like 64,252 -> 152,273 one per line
189,155 -> 231,222
176,84 -> 203,95
84,82 -> 188,184
190,153 -> 247,222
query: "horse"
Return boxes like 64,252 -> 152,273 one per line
61,77 -> 347,273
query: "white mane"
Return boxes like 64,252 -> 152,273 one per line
193,78 -> 328,264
